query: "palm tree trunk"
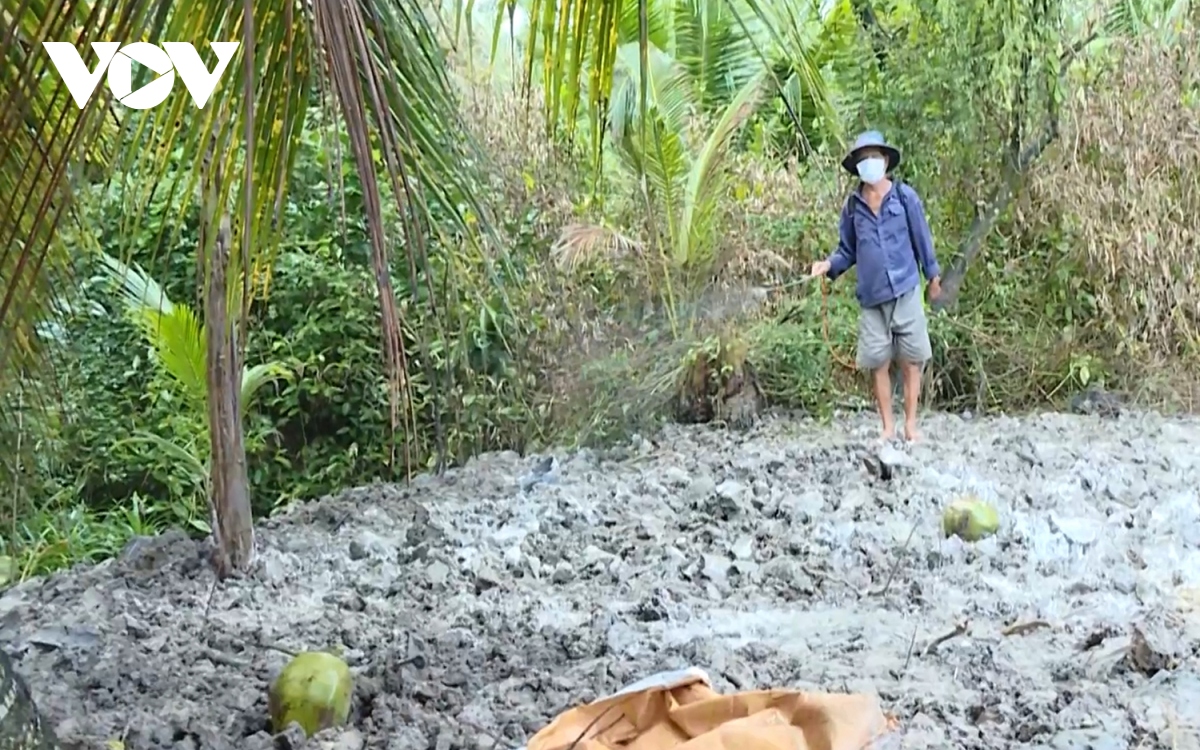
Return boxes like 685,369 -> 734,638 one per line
205,213 -> 254,577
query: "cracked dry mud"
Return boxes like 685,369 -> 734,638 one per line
3,411 -> 1200,750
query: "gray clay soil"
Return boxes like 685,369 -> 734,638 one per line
3,411 -> 1199,750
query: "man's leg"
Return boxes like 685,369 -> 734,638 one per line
892,288 -> 934,441
899,361 -> 922,440
872,365 -> 896,440
857,305 -> 895,440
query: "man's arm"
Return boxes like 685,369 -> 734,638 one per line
826,200 -> 856,280
904,185 -> 940,280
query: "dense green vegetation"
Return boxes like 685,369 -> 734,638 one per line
2,0 -> 1196,578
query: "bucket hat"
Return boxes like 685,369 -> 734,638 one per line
841,130 -> 901,176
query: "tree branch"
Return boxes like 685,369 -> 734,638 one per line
931,22 -> 1097,311
931,118 -> 1059,312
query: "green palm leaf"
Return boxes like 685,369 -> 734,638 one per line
610,42 -> 698,144
240,362 -> 290,416
618,0 -> 672,48
95,250 -> 290,420
672,0 -> 761,112
96,251 -> 208,413
676,69 -> 766,269
739,0 -> 844,151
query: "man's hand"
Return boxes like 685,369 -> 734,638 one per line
810,259 -> 831,278
926,276 -> 942,303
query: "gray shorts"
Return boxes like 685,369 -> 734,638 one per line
856,286 -> 932,370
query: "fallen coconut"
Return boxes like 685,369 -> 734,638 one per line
942,496 -> 999,541
268,651 -> 353,737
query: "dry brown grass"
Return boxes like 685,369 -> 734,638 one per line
720,153 -> 847,283
453,64 -> 580,238
1028,34 -> 1200,361
448,66 -> 676,441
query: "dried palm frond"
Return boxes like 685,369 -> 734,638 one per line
552,222 -> 645,270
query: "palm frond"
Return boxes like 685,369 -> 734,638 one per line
672,0 -> 762,112
676,69 -> 766,269
94,251 -> 207,413
551,221 -> 645,270
497,0 -> 625,153
739,0 -> 844,152
95,251 -> 174,317
616,113 -> 690,220
0,0 -> 139,394
618,0 -> 672,48
1102,0 -> 1149,35
610,41 -> 697,140
239,361 -> 290,415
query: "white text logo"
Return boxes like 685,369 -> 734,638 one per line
43,41 -> 240,110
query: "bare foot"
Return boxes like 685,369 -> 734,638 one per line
881,423 -> 896,441
904,421 -> 921,442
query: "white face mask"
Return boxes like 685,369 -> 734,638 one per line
856,157 -> 887,184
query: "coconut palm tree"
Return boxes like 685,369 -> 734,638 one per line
1,0 -> 501,576
476,0 -> 845,160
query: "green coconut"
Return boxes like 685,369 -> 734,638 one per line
942,496 -> 1000,542
268,651 -> 353,737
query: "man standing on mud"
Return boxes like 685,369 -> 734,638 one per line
809,130 -> 942,442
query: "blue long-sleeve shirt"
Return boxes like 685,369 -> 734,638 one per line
826,182 -> 940,308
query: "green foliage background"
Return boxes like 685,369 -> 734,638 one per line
2,0 -> 1197,578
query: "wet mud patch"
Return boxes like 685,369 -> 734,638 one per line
2,411 -> 1199,749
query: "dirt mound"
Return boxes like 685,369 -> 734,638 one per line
3,412 -> 1199,749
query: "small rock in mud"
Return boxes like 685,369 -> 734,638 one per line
1067,385 -> 1124,417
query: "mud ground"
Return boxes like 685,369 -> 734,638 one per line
3,411 -> 1199,750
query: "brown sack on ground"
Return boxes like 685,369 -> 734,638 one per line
527,669 -> 893,750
